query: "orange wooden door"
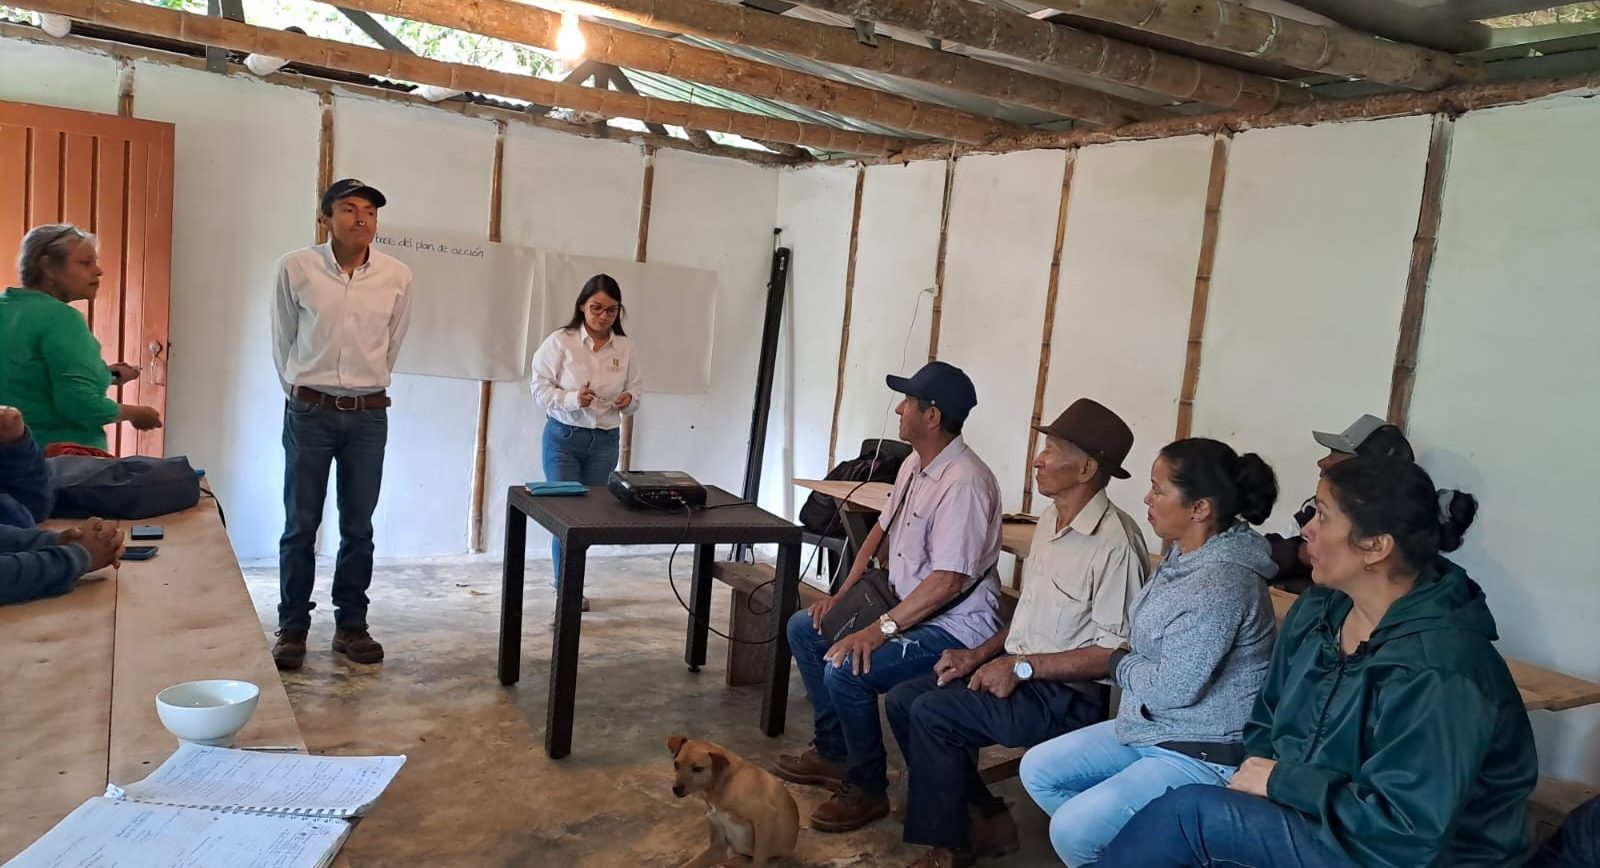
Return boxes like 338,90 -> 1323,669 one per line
0,100 -> 174,457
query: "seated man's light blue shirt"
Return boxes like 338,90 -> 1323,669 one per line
878,436 -> 1004,649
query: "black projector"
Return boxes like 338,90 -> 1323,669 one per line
608,470 -> 707,509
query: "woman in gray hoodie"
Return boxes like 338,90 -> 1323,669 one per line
1020,437 -> 1279,867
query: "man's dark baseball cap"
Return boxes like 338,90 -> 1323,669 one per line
886,361 -> 978,428
320,178 -> 387,214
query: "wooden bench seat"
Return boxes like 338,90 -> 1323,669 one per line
712,561 -> 829,687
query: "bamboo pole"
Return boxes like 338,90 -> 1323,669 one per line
925,147 -> 957,362
826,165 -> 867,471
889,70 -> 1600,162
567,0 -> 1167,126
13,0 -> 911,156
467,120 -> 506,554
326,0 -> 1027,144
620,146 -> 656,471
115,56 -> 134,115
777,0 -> 1299,111
792,0 -> 1477,96
314,92 -> 333,245
1050,0 -> 1481,89
1388,114 -> 1454,428
1020,149 -> 1076,517
1174,135 -> 1230,439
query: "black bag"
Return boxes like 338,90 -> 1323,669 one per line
47,454 -> 201,520
819,566 -> 899,643
798,441 -> 908,535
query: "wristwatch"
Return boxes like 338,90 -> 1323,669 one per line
878,614 -> 900,637
1013,656 -> 1034,681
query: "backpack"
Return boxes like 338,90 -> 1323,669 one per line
47,454 -> 202,520
798,440 -> 909,536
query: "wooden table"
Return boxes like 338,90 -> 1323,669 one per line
500,485 -> 803,759
0,499 -> 314,861
791,478 -> 1600,715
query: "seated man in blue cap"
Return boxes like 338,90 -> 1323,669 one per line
777,361 -> 1004,833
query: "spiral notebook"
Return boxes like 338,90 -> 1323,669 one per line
3,745 -> 405,868
105,743 -> 407,818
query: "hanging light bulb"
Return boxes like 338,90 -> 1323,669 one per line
556,8 -> 587,61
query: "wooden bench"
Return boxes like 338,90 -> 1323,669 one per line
712,561 -> 829,687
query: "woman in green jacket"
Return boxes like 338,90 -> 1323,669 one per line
0,224 -> 162,451
1096,456 -> 1537,868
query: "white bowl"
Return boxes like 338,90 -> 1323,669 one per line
155,680 -> 260,747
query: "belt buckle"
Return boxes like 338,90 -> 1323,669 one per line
334,395 -> 360,411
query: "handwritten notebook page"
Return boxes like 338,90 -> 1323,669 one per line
107,743 -> 406,818
3,797 -> 350,868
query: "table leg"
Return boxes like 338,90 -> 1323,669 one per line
761,541 -> 801,736
497,502 -> 527,686
545,543 -> 586,759
684,544 -> 714,671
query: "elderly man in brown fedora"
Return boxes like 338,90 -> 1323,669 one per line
884,398 -> 1152,868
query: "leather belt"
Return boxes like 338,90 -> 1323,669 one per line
291,386 -> 391,411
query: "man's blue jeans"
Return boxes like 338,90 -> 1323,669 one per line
1093,784 -> 1353,868
541,417 -> 619,588
279,399 -> 387,632
787,609 -> 963,794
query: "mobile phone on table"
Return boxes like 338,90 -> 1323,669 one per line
131,524 -> 164,540
122,545 -> 159,561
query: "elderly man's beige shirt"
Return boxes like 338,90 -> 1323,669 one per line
1006,490 -> 1150,663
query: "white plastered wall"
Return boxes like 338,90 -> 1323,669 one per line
631,149 -> 780,506
0,37 -> 119,114
1043,136 -> 1217,543
1190,117 -> 1433,529
482,125 -> 644,558
764,164 -> 857,521
936,150 -> 1067,515
1407,94 -> 1600,786
833,161 -> 947,459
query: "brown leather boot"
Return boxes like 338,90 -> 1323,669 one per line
272,629 -> 308,671
773,748 -> 846,789
811,783 -> 890,833
332,628 -> 384,664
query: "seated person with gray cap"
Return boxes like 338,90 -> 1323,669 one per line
885,398 -> 1152,868
777,361 -> 1004,835
1266,414 -> 1413,594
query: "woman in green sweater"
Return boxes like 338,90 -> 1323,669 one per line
1096,456 -> 1537,867
0,224 -> 162,451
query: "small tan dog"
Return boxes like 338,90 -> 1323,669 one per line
667,735 -> 800,868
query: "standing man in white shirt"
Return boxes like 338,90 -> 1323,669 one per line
529,274 -> 642,612
270,179 -> 413,671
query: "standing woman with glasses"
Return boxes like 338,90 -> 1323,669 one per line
530,274 -> 641,611
0,223 -> 163,451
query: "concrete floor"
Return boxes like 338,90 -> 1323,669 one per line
243,555 -> 1061,867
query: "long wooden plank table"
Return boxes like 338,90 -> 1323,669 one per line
0,498 -> 324,861
795,478 -> 1600,714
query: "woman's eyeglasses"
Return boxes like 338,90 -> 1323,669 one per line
586,304 -> 621,317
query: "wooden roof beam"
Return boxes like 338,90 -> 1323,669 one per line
326,0 -> 1030,142
13,0 -> 911,155
569,0 -> 1298,112
553,0 -> 1172,122
795,0 -> 1482,91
